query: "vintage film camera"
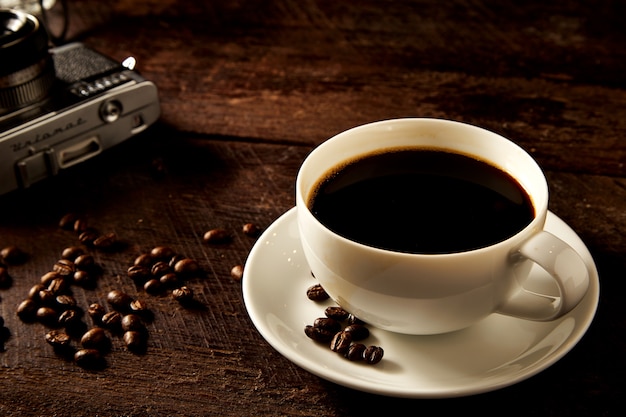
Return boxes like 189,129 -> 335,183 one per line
0,8 -> 160,196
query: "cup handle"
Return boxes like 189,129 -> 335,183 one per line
496,231 -> 590,321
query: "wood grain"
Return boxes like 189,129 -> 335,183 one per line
1,1 -> 624,415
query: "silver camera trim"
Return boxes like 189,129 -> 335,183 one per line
0,42 -> 160,195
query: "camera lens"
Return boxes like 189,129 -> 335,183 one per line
0,9 -> 55,115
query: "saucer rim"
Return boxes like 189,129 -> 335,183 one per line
242,207 -> 600,398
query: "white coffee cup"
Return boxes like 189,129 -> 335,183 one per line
296,118 -> 590,335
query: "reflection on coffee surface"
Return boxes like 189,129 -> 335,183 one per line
309,148 -> 534,254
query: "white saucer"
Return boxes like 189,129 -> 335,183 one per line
242,208 -> 599,398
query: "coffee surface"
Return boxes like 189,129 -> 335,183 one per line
309,149 -> 534,254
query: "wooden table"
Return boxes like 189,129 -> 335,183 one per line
1,0 -> 624,415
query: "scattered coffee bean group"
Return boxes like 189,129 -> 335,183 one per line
14,220 -> 152,369
4,214 -> 262,370
304,282 -> 384,365
126,246 -> 202,304
58,213 -> 122,252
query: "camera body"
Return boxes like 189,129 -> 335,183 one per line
0,10 -> 160,196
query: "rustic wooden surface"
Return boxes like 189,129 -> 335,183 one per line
1,0 -> 624,415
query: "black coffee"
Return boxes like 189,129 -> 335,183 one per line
309,148 -> 534,254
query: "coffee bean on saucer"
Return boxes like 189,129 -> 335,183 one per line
347,314 -> 366,325
324,306 -> 350,321
345,343 -> 366,361
363,345 -> 384,364
304,325 -> 335,343
330,331 -> 352,354
306,284 -> 329,301
313,317 -> 341,333
344,324 -> 369,341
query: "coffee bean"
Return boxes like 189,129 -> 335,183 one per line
123,330 -> 146,353
59,213 -> 79,230
363,345 -> 384,364
73,218 -> 89,233
127,265 -> 151,284
133,253 -> 154,267
304,325 -> 335,343
53,259 -> 75,276
61,246 -> 85,261
87,303 -> 105,324
159,272 -> 180,288
151,261 -> 171,277
40,271 -> 61,286
344,343 -> 366,361
72,270 -> 93,287
203,228 -> 231,244
1,245 -> 26,264
93,232 -> 117,250
74,348 -> 105,369
173,258 -> 199,276
344,324 -> 369,341
230,265 -> 244,281
306,284 -> 329,301
150,246 -> 175,261
38,289 -> 56,305
347,314 -> 366,325
143,278 -> 161,295
17,299 -> 37,321
330,331 -> 352,354
121,314 -> 144,332
101,311 -> 122,331
36,306 -> 58,326
27,284 -> 45,301
74,254 -> 95,270
313,317 -> 341,333
172,286 -> 193,303
129,299 -> 149,315
242,223 -> 261,237
81,327 -> 109,351
106,290 -> 131,311
45,330 -> 72,348
55,294 -> 77,310
47,277 -> 69,295
324,306 -> 350,321
78,229 -> 99,246
58,309 -> 82,327
168,254 -> 185,269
